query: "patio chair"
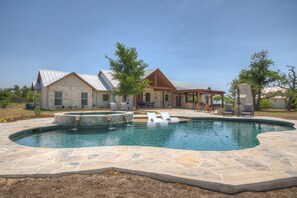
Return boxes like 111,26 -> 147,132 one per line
195,103 -> 203,111
241,103 -> 254,117
222,104 -> 234,116
147,112 -> 163,123
110,102 -> 117,111
204,104 -> 214,113
120,102 -> 129,111
160,112 -> 179,123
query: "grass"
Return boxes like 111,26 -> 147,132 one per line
0,103 -> 109,122
1,103 -> 297,122
254,110 -> 297,120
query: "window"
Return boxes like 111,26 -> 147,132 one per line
103,94 -> 109,101
55,91 -> 62,106
165,94 -> 169,101
145,93 -> 150,102
81,92 -> 88,106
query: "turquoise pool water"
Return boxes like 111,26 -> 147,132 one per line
11,120 -> 294,151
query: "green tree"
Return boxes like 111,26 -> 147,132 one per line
213,95 -> 222,104
105,42 -> 149,107
230,50 -> 280,111
277,65 -> 297,111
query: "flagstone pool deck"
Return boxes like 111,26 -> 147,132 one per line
0,110 -> 297,194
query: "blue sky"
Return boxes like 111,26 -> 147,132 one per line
0,0 -> 296,91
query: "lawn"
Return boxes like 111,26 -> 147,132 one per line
254,111 -> 297,120
1,103 -> 297,122
0,103 -> 109,122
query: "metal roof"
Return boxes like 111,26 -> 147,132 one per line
99,68 -> 158,88
77,73 -> 108,91
144,68 -> 158,78
39,69 -> 69,87
170,81 -> 197,90
99,70 -> 119,88
32,80 -> 42,90
38,69 -> 108,91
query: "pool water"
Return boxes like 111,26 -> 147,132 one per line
12,121 -> 294,151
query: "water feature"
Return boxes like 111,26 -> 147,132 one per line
54,111 -> 134,126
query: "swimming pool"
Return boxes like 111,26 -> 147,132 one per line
11,119 -> 295,151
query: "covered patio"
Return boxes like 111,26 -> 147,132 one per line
174,88 -> 225,109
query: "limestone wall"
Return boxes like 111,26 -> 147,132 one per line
93,92 -> 111,108
47,74 -> 93,109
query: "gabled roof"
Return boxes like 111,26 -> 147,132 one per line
144,68 -> 158,78
77,73 -> 108,91
39,69 -> 69,87
99,70 -> 119,88
37,69 -> 107,91
170,81 -> 197,90
31,80 -> 42,90
99,68 -> 166,88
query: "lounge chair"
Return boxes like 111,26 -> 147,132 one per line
241,103 -> 254,117
110,102 -> 117,111
120,102 -> 129,111
160,112 -> 179,123
147,112 -> 163,123
222,104 -> 234,116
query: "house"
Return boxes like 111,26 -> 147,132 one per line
261,87 -> 286,109
32,68 -> 225,110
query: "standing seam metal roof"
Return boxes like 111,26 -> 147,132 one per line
38,69 -> 107,91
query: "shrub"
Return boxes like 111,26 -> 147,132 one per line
260,99 -> 272,110
34,104 -> 41,116
0,100 -> 9,108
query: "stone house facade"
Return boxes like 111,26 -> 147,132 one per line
32,68 -> 225,110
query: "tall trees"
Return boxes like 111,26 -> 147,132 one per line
230,50 -> 280,111
278,65 -> 297,111
105,42 -> 149,107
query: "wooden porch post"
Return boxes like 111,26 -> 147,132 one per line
197,92 -> 200,105
210,93 -> 213,106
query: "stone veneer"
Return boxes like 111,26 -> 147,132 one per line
0,111 -> 296,194
48,85 -> 92,109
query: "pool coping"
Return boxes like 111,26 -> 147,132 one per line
0,112 -> 297,194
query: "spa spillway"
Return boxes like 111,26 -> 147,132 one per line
54,111 -> 134,126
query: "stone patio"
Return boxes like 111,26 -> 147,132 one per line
0,109 -> 296,194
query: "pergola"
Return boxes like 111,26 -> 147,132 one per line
174,88 -> 225,108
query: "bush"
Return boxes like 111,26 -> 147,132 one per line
34,105 -> 41,116
0,100 -> 9,108
260,99 -> 272,110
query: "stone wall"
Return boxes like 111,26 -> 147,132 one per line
47,74 -> 93,110
93,92 -> 111,108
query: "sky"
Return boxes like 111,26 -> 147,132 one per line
0,0 -> 297,92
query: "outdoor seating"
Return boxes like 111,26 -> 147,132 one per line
241,103 -> 254,117
147,112 -> 163,123
195,103 -> 203,111
204,104 -> 214,113
110,102 -> 117,111
222,104 -> 234,116
120,102 -> 129,111
160,112 -> 179,123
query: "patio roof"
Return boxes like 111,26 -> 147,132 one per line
174,88 -> 225,95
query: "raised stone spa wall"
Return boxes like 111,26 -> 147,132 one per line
54,112 -> 134,126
